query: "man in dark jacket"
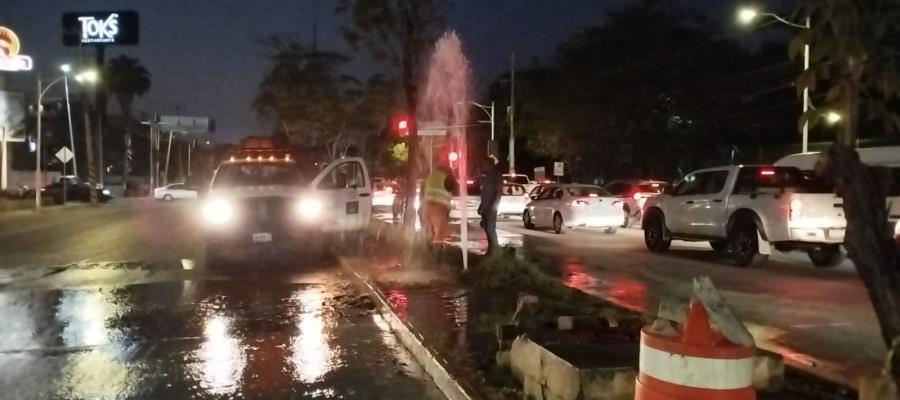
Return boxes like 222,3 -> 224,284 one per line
478,155 -> 504,254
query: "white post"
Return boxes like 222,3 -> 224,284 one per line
164,131 -> 173,186
35,76 -> 42,210
63,74 -> 77,176
1,128 -> 7,191
801,15 -> 811,153
509,52 -> 516,175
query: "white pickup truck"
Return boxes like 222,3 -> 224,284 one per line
642,165 -> 846,267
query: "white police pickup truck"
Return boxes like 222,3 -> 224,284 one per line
201,147 -> 372,268
642,165 -> 846,267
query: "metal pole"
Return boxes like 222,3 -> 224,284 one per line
164,131 -> 173,186
801,16 -> 811,153
509,52 -> 516,175
35,76 -> 42,210
148,124 -> 155,192
62,160 -> 67,204
188,138 -> 195,178
63,74 -> 77,176
490,101 -> 495,141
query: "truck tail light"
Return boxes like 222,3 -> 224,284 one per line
790,199 -> 803,221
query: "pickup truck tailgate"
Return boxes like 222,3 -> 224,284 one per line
787,193 -> 846,242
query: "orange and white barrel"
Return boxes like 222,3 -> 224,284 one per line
635,299 -> 756,400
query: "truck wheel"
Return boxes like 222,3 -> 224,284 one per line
710,240 -> 730,255
553,213 -> 566,234
523,210 -> 535,229
644,214 -> 671,253
807,245 -> 844,268
731,223 -> 768,268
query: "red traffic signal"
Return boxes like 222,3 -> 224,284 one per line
394,117 -> 410,136
448,151 -> 459,162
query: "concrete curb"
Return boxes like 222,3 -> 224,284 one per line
338,256 -> 477,400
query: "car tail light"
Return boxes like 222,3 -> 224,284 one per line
571,200 -> 590,207
790,199 -> 802,221
760,169 -> 776,176
632,192 -> 642,200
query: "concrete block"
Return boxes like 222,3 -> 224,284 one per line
541,350 -> 580,400
752,349 -> 784,393
859,373 -> 898,400
523,375 -> 545,400
510,335 -> 543,381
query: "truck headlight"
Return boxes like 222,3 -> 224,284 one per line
296,198 -> 322,221
202,198 -> 234,225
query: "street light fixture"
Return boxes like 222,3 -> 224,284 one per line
737,6 -> 812,152
458,101 -> 496,153
824,111 -> 842,125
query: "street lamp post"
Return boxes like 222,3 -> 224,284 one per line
738,8 -> 813,152
60,64 -> 78,176
34,68 -> 97,210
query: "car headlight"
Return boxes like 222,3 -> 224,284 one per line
202,198 -> 234,225
296,198 -> 322,221
101,189 -> 111,195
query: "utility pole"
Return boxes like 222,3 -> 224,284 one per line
508,52 -> 516,175
62,72 -> 77,176
801,15 -> 811,153
34,76 -> 42,210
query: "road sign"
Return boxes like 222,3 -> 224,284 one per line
55,146 -> 74,163
418,120 -> 448,137
553,162 -> 564,177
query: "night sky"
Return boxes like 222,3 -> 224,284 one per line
3,0 -> 742,142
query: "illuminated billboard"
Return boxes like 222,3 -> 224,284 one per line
63,11 -> 139,46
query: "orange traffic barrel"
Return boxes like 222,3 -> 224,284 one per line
635,299 -> 756,400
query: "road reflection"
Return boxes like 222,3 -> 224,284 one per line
193,315 -> 246,394
290,288 -> 337,383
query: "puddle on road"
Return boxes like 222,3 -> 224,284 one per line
0,276 -> 440,399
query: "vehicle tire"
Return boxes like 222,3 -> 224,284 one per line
621,206 -> 631,228
730,222 -> 768,268
553,213 -> 566,234
807,245 -> 844,268
644,214 -> 671,253
604,226 -> 618,234
710,240 -> 730,255
163,194 -> 174,202
523,210 -> 535,229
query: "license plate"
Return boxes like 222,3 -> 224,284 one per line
252,232 -> 272,243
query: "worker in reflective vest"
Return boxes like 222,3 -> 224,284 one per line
423,163 -> 456,242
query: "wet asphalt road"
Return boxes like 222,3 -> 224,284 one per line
0,199 -> 445,400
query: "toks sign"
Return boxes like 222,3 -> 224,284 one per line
63,11 -> 139,46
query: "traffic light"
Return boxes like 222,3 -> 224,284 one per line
396,118 -> 409,136
448,151 -> 459,162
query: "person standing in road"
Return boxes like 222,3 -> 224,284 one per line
423,161 -> 457,243
479,155 -> 504,254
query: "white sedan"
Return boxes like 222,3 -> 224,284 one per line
523,184 -> 625,234
498,183 -> 529,217
153,183 -> 199,201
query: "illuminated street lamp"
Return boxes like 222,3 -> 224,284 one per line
60,64 -> 78,177
34,67 -> 98,210
824,111 -> 842,125
738,6 -> 812,152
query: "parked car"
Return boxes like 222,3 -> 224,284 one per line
497,183 -> 529,218
154,183 -> 199,201
642,165 -> 847,267
523,184 -> 625,234
372,178 -> 398,207
39,181 -> 113,203
604,179 -> 671,227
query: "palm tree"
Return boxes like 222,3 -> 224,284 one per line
106,55 -> 151,193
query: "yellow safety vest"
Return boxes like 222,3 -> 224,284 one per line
424,170 -> 452,207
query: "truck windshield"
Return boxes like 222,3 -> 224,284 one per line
212,162 -> 311,188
